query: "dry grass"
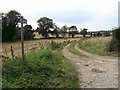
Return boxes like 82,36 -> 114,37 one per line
2,38 -> 80,59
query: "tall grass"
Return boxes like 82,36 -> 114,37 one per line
2,41 -> 79,88
79,37 -> 112,56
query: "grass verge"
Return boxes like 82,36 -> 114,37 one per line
78,37 -> 113,56
68,41 -> 85,57
2,41 -> 79,88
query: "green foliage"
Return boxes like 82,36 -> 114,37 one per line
37,17 -> 54,38
53,24 -> 61,38
49,41 -> 61,50
61,25 -> 68,38
96,32 -> 102,37
2,45 -> 79,88
80,28 -> 87,37
2,25 -> 16,42
69,26 -> 78,38
68,41 -> 85,57
79,37 -> 111,56
23,25 -> 35,40
2,10 -> 35,42
2,10 -> 21,42
49,40 -> 71,50
69,26 -> 77,30
109,27 -> 120,52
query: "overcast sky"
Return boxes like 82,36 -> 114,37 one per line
0,0 -> 119,31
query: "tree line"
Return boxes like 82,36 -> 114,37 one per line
2,10 -> 114,42
36,17 -> 88,38
2,10 -> 89,42
2,10 -> 35,42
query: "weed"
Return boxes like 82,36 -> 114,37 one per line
78,37 -> 112,56
2,43 -> 79,88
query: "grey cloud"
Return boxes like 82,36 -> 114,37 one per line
46,10 -> 93,24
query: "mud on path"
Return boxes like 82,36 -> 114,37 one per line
62,43 -> 118,88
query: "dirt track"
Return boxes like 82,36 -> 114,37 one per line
62,43 -> 118,88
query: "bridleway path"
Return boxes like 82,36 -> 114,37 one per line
62,43 -> 118,88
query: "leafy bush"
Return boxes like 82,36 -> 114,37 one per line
109,27 -> 120,52
49,41 -> 61,50
2,47 -> 78,88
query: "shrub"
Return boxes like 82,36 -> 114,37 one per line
109,27 -> 120,52
49,41 -> 61,50
2,47 -> 78,88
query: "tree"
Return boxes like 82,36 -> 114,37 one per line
2,14 -> 8,42
7,10 -> 20,26
109,27 -> 120,52
2,10 -> 21,42
80,28 -> 87,37
103,31 -> 111,37
96,31 -> 102,37
37,17 -> 54,38
51,24 -> 60,38
61,25 -> 68,38
23,25 -> 34,40
69,25 -> 78,38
